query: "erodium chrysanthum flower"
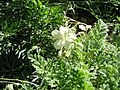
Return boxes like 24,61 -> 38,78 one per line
79,24 -> 92,31
79,25 -> 86,31
51,26 -> 77,57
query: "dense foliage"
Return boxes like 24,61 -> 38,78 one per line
0,0 -> 120,90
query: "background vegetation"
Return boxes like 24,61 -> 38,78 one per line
0,0 -> 120,90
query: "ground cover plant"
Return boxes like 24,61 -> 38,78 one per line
0,0 -> 120,90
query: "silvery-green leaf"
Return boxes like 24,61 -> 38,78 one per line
65,50 -> 71,57
58,49 -> 62,56
77,42 -> 84,48
69,43 -> 74,49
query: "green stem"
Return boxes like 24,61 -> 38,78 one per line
0,78 -> 39,87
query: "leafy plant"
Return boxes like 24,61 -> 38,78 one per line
0,0 -> 64,89
23,19 -> 119,90
0,0 -> 120,90
80,19 -> 119,90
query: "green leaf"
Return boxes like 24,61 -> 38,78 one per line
117,16 -> 120,22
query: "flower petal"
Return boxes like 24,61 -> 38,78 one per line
79,25 -> 86,30
52,30 -> 61,39
54,39 -> 62,49
64,40 -> 71,49
59,26 -> 69,35
68,33 -> 77,40
86,25 -> 92,30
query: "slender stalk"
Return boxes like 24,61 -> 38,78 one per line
0,78 -> 39,87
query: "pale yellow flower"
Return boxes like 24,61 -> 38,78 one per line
79,25 -> 86,30
79,24 -> 92,31
52,26 -> 77,50
86,25 -> 92,30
